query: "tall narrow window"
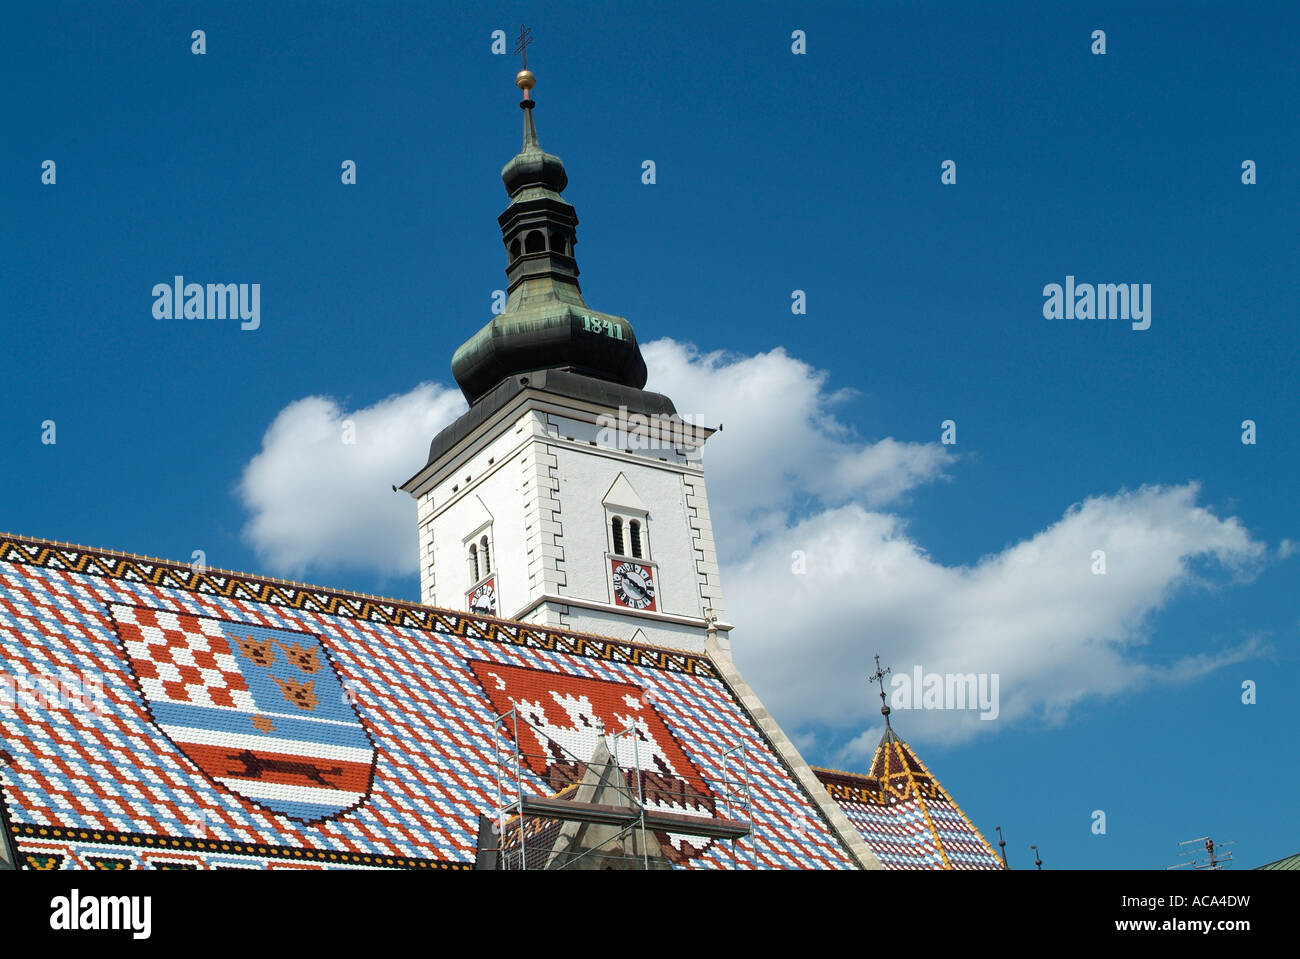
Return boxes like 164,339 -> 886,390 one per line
611,516 -> 624,556
629,520 -> 643,559
468,543 -> 480,584
480,535 -> 491,575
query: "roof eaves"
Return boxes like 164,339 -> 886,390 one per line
1257,852 -> 1300,870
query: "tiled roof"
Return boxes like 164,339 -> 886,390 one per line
814,728 -> 1004,870
0,534 -> 854,870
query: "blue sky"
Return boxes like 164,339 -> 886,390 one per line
2,1 -> 1296,869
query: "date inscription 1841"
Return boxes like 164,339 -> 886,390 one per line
580,314 -> 625,341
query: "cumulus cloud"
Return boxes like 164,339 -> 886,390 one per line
727,486 -> 1265,751
235,339 -> 1269,749
237,383 -> 465,577
835,726 -> 888,767
641,340 -> 953,556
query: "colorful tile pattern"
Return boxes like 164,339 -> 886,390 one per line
473,660 -> 718,863
814,730 -> 1004,870
109,603 -> 377,824
0,535 -> 854,870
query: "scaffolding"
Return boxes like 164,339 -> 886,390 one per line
478,705 -> 753,870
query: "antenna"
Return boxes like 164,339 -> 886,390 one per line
1031,844 -> 1042,870
1168,835 -> 1235,870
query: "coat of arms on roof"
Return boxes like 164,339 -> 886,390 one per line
469,660 -> 719,863
108,603 -> 377,824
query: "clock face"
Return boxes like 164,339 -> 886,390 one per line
611,560 -> 656,611
468,577 -> 497,616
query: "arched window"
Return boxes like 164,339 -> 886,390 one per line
611,516 -> 624,556
629,520 -> 643,559
550,231 -> 568,255
509,238 -> 521,260
524,230 -> 545,253
468,543 -> 480,584
480,535 -> 491,574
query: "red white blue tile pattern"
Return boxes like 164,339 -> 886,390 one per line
0,536 -> 854,870
109,603 -> 377,824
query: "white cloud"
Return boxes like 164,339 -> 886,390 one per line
833,726 -> 887,768
641,340 -> 953,556
235,339 -> 1269,750
727,486 -> 1265,748
236,383 -> 465,577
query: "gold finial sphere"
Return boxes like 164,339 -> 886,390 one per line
515,69 -> 535,91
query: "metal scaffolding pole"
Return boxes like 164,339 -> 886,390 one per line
486,706 -> 751,869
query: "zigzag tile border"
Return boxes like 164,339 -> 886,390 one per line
13,824 -> 464,870
0,535 -> 715,678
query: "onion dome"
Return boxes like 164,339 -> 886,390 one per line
500,88 -> 568,195
451,71 -> 648,406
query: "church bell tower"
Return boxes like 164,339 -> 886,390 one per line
401,64 -> 729,653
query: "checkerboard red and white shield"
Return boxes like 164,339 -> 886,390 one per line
108,604 -> 375,823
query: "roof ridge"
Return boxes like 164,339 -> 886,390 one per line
810,764 -> 878,781
0,531 -> 706,661
910,782 -> 953,868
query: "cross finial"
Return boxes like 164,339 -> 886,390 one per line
513,24 -> 533,69
869,654 -> 892,728
513,25 -> 537,100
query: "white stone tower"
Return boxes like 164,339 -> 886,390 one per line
401,69 -> 730,653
